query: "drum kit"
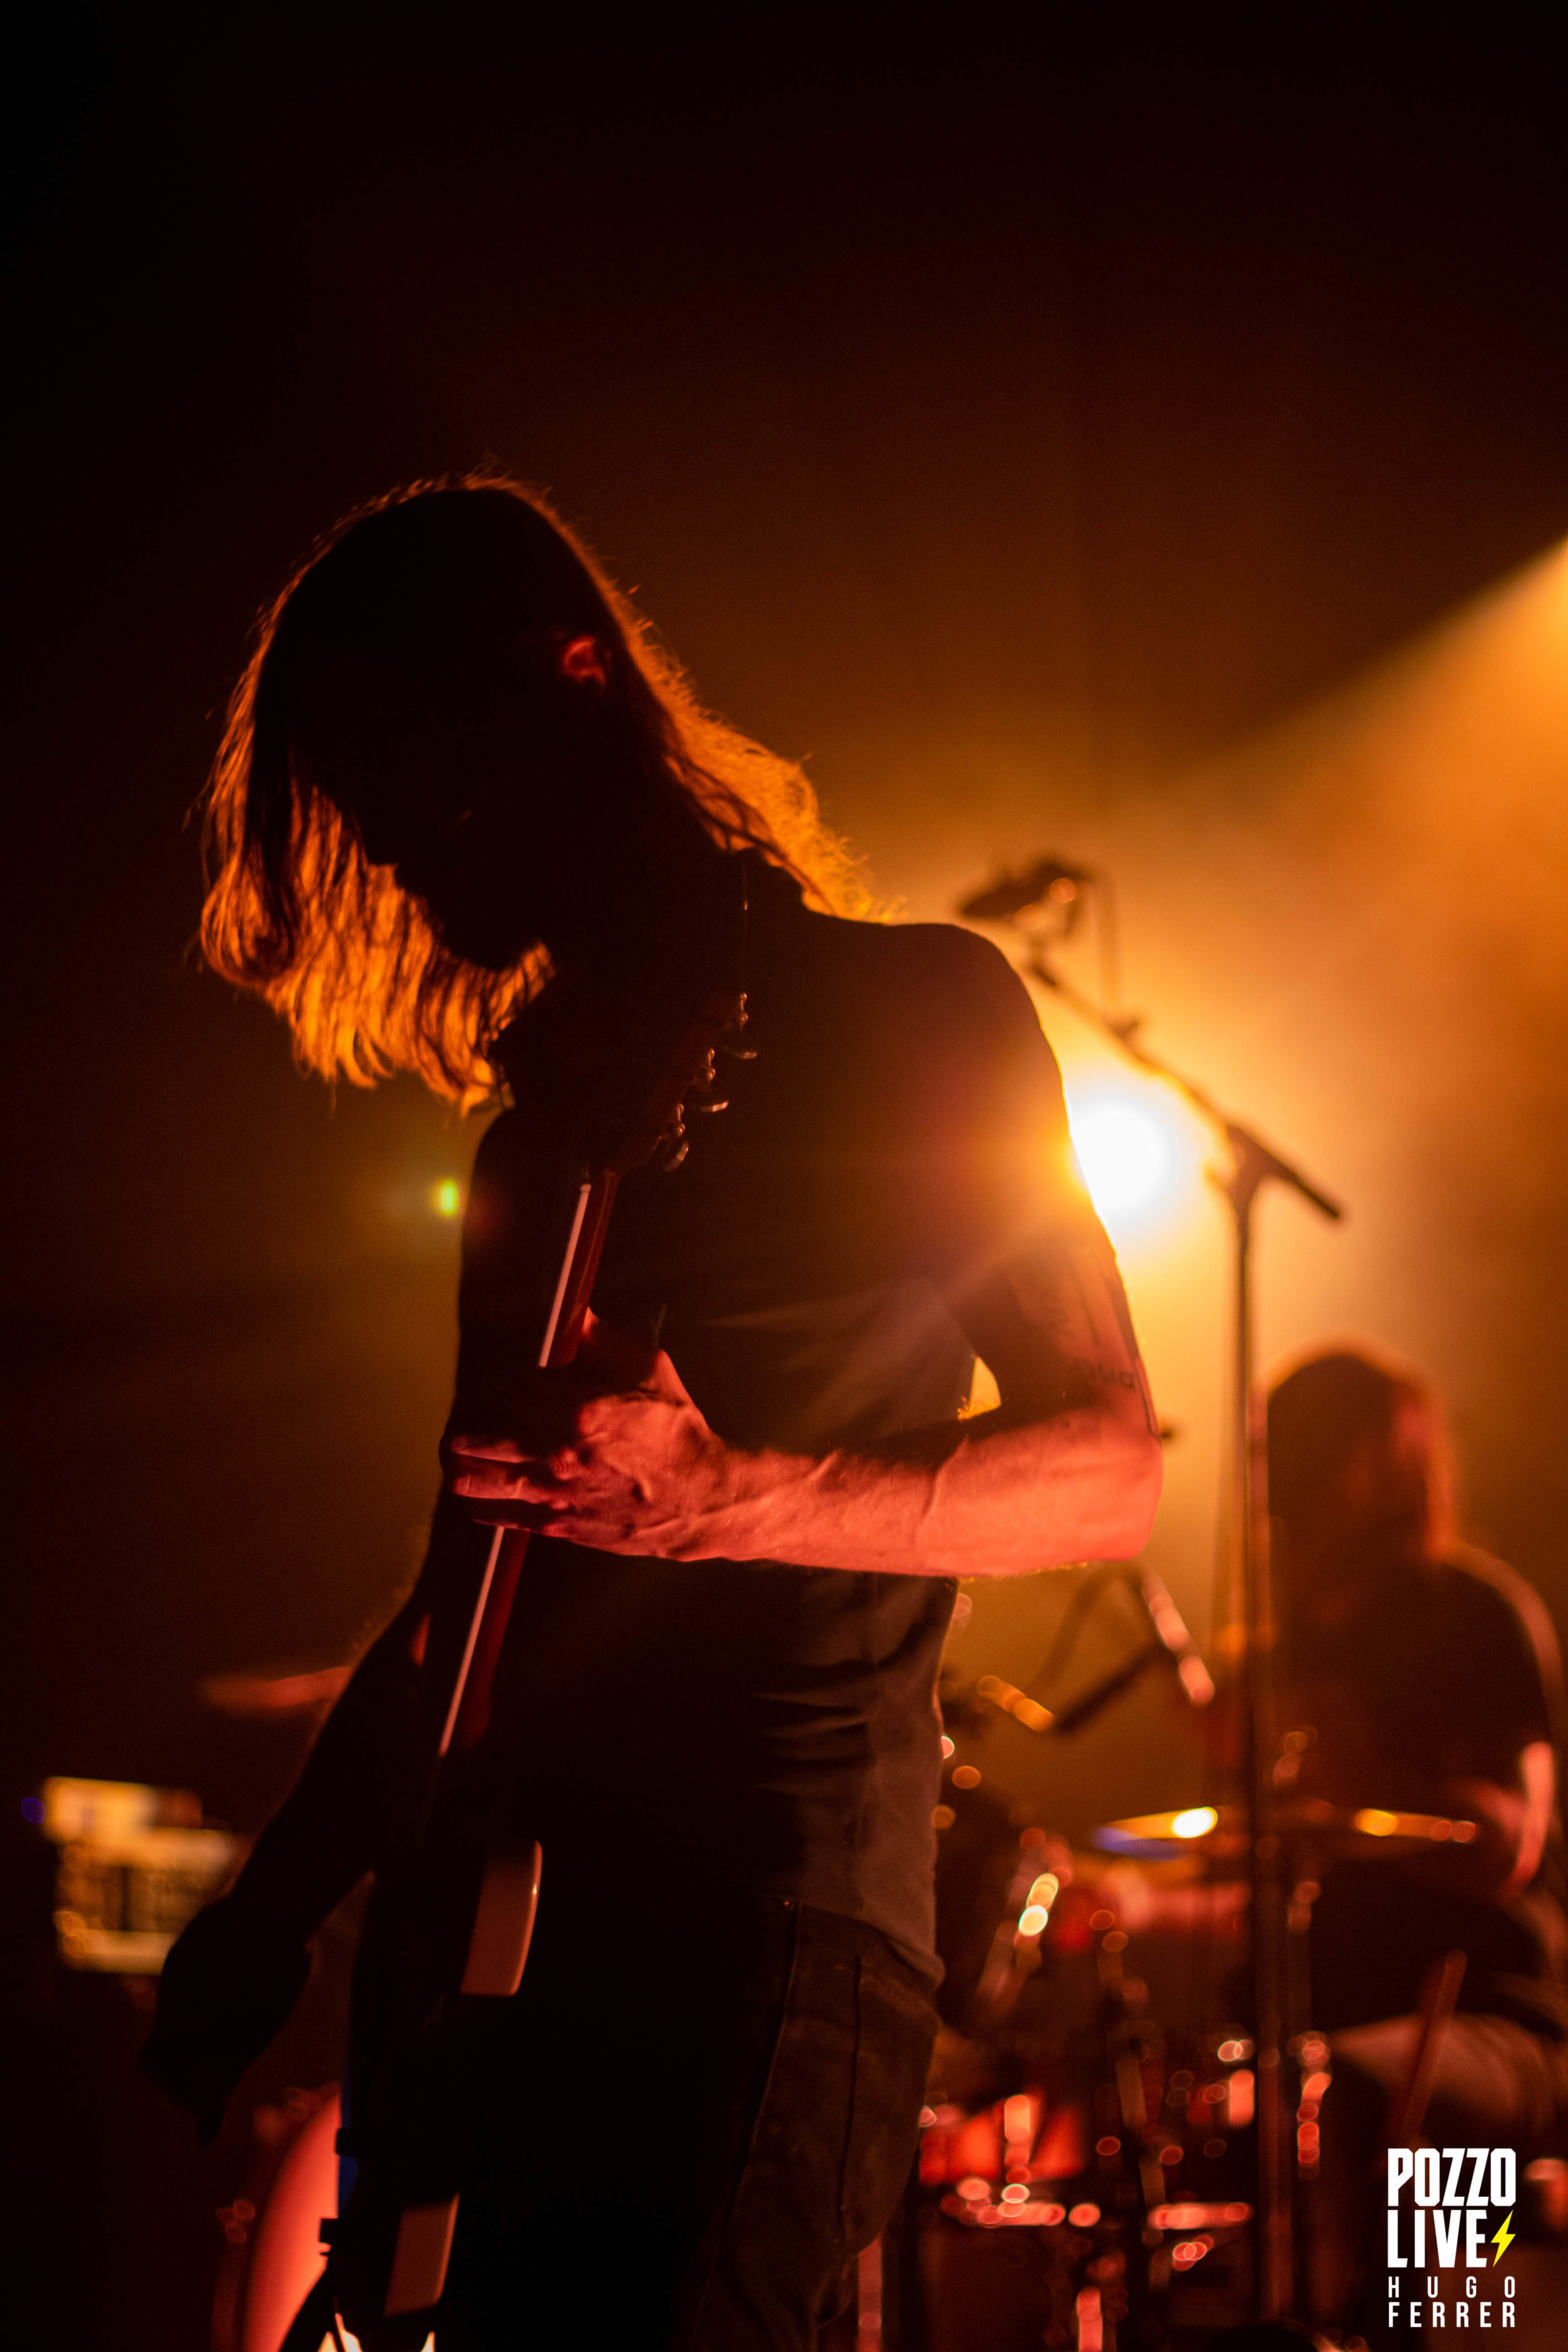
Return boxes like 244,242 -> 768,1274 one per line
866,1705 -> 1482,2351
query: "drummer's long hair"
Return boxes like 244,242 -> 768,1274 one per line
200,475 -> 867,1107
1265,1346 -> 1455,1565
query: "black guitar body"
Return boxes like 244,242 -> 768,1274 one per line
334,1834 -> 494,2344
330,1540 -> 548,2348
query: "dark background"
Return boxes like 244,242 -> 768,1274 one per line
4,10 -> 1568,2343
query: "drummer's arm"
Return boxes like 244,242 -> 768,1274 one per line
1441,1742 -> 1556,1900
1514,1740 -> 1558,1891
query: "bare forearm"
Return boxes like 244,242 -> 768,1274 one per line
448,1290 -> 1164,1576
647,1404 -> 1162,1578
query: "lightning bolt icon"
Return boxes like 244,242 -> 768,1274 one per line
1492,2209 -> 1516,2264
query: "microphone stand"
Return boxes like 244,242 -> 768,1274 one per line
1019,937 -> 1344,2326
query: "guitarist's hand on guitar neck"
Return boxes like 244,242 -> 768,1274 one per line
446,1310 -> 730,1555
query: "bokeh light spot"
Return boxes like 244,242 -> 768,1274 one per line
1171,1806 -> 1218,1840
431,1178 -> 462,1218
19,1796 -> 44,1824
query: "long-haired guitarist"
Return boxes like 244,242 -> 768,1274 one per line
142,477 -> 1162,2349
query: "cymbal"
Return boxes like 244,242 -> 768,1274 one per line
1093,1801 -> 1477,1859
1092,1807 -> 1245,1859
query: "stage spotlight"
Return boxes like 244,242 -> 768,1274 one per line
1068,1096 -> 1176,1225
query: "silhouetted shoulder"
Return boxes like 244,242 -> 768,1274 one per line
824,910 -> 1029,991
772,908 -> 1083,1260
877,916 -> 1039,1007
804,910 -> 1059,1068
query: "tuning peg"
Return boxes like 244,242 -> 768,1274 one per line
721,996 -> 757,1061
658,1109 -> 689,1172
685,1048 -> 730,1114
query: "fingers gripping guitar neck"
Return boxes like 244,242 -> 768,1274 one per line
438,1168 -> 616,1762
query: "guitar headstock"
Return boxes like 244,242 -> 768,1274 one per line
488,850 -> 756,1180
592,984 -> 749,1176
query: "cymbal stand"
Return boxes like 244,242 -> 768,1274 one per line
1015,918 -> 1344,2325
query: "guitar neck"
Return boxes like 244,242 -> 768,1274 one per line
438,1165 -> 621,1758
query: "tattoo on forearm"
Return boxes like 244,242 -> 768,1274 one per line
993,1230 -> 1160,1439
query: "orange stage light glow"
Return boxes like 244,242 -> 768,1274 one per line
1060,1074 -> 1209,1255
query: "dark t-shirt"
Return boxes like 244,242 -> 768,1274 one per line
451,859 -> 1112,1979
1285,1553 -> 1568,2035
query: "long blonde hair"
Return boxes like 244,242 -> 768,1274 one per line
200,473 -> 867,1106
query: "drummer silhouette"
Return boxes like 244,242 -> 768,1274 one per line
1263,1347 -> 1567,2338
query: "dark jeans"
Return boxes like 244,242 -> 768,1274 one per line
437,1882 -> 937,2350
